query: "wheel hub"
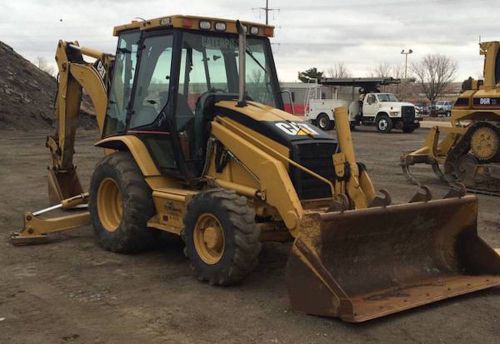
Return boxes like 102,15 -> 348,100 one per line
470,126 -> 499,161
97,178 -> 123,232
379,120 -> 388,130
194,213 -> 225,264
203,226 -> 223,251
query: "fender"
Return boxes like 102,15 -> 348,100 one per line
375,111 -> 390,120
95,135 -> 161,177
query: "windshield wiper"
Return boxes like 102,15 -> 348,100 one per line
245,48 -> 267,74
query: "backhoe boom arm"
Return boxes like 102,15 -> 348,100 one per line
47,40 -> 113,203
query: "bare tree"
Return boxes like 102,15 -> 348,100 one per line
370,62 -> 393,78
411,54 -> 457,104
326,62 -> 351,78
391,64 -> 405,79
35,57 -> 56,76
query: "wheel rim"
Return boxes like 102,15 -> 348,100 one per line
470,126 -> 499,161
97,178 -> 123,232
378,119 -> 388,131
194,213 -> 225,265
319,116 -> 328,129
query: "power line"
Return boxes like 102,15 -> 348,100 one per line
253,0 -> 280,25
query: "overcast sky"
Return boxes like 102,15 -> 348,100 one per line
1,0 -> 498,81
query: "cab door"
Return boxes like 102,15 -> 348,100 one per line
363,93 -> 378,117
126,31 -> 182,175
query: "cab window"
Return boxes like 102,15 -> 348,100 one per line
367,94 -> 376,104
103,31 -> 140,136
130,35 -> 174,129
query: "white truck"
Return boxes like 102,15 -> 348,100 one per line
306,92 -> 421,133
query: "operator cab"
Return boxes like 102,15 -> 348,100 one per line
102,15 -> 283,180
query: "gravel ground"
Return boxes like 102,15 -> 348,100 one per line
0,127 -> 498,344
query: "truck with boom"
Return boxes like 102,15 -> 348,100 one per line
305,78 -> 421,133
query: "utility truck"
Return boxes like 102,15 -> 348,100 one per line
305,78 -> 421,133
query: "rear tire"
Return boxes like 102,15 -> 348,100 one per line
403,127 -> 415,133
89,151 -> 156,253
376,115 -> 392,133
316,113 -> 333,131
182,189 -> 261,286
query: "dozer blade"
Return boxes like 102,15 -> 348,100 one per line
286,195 -> 500,322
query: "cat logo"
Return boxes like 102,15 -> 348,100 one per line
96,60 -> 106,80
275,122 -> 319,136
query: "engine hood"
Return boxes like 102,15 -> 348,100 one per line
214,100 -> 336,148
380,102 -> 415,109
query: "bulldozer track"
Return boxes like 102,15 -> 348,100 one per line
465,186 -> 500,197
443,121 -> 500,196
400,123 -> 500,197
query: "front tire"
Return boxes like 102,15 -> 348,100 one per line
182,189 -> 261,286
316,113 -> 333,131
89,151 -> 156,253
376,115 -> 393,133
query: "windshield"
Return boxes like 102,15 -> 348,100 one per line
178,31 -> 280,111
376,93 -> 399,102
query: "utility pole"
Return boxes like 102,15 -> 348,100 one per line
401,49 -> 413,80
254,0 -> 279,25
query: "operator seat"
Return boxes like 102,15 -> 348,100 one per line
192,92 -> 243,175
176,93 -> 194,131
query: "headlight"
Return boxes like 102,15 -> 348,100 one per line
389,111 -> 400,117
199,21 -> 211,30
214,22 -> 227,31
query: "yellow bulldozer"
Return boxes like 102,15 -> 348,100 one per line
401,41 -> 500,195
10,15 -> 500,322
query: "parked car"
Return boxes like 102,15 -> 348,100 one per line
414,103 -> 429,116
434,101 -> 452,116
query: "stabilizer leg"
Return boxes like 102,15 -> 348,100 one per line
10,193 -> 90,246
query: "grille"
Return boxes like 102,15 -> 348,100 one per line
290,141 -> 338,200
402,106 -> 415,123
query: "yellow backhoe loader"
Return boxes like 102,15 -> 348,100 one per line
401,41 -> 500,195
11,15 -> 500,323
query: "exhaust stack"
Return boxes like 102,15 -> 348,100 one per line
236,20 -> 247,107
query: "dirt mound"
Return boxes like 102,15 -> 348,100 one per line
0,41 -> 96,130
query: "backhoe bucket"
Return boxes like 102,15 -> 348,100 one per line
48,168 -> 83,205
286,195 -> 500,322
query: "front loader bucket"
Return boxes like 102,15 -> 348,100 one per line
286,195 -> 500,322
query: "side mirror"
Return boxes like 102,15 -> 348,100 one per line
280,90 -> 295,115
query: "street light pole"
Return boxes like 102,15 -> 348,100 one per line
401,49 -> 413,80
